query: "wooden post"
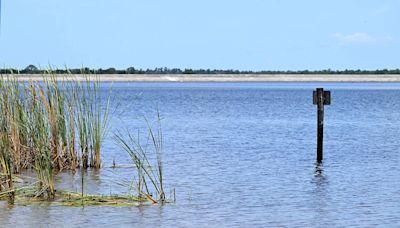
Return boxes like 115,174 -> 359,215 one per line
316,88 -> 324,162
313,88 -> 330,162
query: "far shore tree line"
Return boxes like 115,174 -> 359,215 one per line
1,65 -> 400,75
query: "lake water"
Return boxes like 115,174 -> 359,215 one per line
1,82 -> 400,227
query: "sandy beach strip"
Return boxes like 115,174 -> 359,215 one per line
3,74 -> 400,82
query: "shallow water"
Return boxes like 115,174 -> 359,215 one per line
1,82 -> 400,227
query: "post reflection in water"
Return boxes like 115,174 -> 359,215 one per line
314,162 -> 324,177
310,162 -> 333,226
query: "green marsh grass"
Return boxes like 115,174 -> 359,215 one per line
0,71 -> 170,205
0,132 -> 14,203
73,75 -> 111,168
114,113 -> 166,203
0,72 -> 111,199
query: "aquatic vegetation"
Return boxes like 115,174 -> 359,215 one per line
0,77 -> 16,203
0,132 -> 14,203
30,88 -> 55,198
0,187 -> 143,207
0,72 -> 111,199
114,114 -> 166,203
73,76 -> 111,169
87,78 -> 111,169
0,71 -> 171,206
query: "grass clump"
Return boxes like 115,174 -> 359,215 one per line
114,113 -> 166,204
0,72 -> 111,200
0,72 -> 172,206
73,77 -> 110,169
0,187 -> 143,207
0,135 -> 14,204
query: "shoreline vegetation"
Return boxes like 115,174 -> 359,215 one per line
0,65 -> 400,82
3,73 -> 400,82
2,65 -> 400,75
1,66 -> 400,82
0,72 -> 170,206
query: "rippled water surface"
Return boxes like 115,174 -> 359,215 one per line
1,82 -> 400,227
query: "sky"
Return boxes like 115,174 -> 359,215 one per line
0,0 -> 399,70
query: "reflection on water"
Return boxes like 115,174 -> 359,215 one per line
1,82 -> 400,227
311,162 -> 331,227
314,162 -> 324,177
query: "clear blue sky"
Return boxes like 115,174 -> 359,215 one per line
0,0 -> 399,70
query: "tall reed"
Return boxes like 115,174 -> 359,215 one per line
0,77 -> 15,203
31,87 -> 55,197
90,79 -> 111,169
0,127 -> 14,203
0,71 -> 111,198
114,114 -> 166,203
73,76 -> 111,169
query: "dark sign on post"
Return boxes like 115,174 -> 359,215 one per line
313,88 -> 331,162
313,90 -> 331,105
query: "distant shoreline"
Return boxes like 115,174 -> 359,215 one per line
3,74 -> 400,82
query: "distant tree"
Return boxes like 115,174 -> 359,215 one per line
104,68 -> 117,74
80,67 -> 91,74
126,67 -> 136,74
183,68 -> 194,74
24,64 -> 39,73
69,69 -> 81,74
